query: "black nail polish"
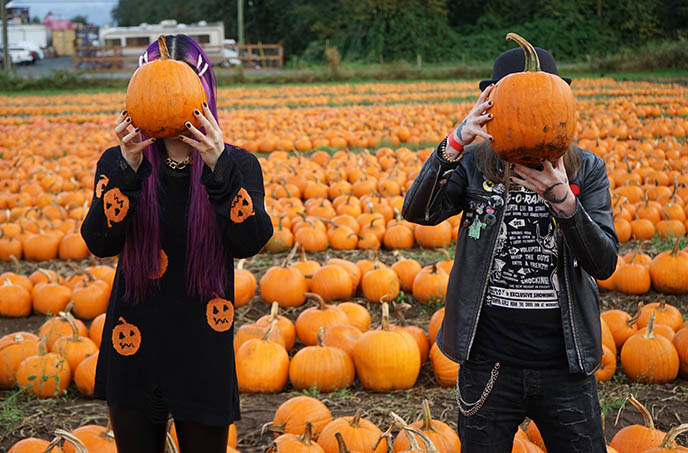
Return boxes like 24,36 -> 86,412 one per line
126,118 -> 131,122
202,101 -> 208,108
134,128 -> 140,133
194,109 -> 200,115
185,122 -> 191,128
121,109 -> 127,115
488,101 -> 493,106
178,136 -> 185,140
151,138 -> 156,142
489,136 -> 494,142
488,114 -> 493,118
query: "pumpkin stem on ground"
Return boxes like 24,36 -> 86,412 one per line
505,32 -> 540,72
628,394 -> 655,430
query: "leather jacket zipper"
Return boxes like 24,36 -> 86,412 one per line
466,192 -> 507,358
563,244 -> 585,372
424,163 -> 442,222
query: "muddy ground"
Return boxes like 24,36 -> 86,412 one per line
1,242 -> 687,452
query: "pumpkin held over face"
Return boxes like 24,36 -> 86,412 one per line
125,36 -> 207,138
230,187 -> 255,223
103,188 -> 130,228
206,296 -> 234,332
111,317 -> 141,356
486,33 -> 576,167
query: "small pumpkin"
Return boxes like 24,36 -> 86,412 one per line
610,395 -> 671,453
0,332 -> 40,389
260,244 -> 309,307
269,422 -> 325,453
392,400 -> 460,453
649,238 -> 688,294
290,327 -> 355,392
235,322 -> 289,393
296,293 -> 350,346
270,395 -> 333,440
318,409 -> 387,453
53,311 -> 98,372
15,337 -> 71,398
641,423 -> 688,453
620,313 -> 679,383
256,301 -> 296,350
74,352 -> 98,397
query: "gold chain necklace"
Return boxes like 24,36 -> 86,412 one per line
164,155 -> 192,170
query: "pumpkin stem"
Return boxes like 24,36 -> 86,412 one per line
54,429 -> 88,453
381,301 -> 390,331
421,399 -> 437,432
63,310 -> 81,341
166,431 -> 179,453
644,312 -> 656,340
304,292 -> 326,310
237,258 -> 246,270
269,301 -> 280,322
42,433 -> 62,453
157,35 -> 170,60
316,327 -> 325,347
627,304 -> 641,328
350,408 -> 363,427
505,32 -> 540,72
282,242 -> 299,268
335,432 -> 353,453
299,421 -> 315,446
9,254 -> 21,274
262,320 -> 278,342
439,248 -> 451,261
38,336 -> 48,356
671,236 -> 681,256
299,243 -> 308,263
659,423 -> 688,448
628,394 -> 655,430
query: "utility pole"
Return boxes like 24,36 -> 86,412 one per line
237,0 -> 244,44
1,0 -> 10,72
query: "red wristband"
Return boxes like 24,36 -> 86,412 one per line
447,131 -> 464,153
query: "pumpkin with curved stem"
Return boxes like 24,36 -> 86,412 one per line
353,303 -> 421,391
486,32 -> 575,166
637,301 -> 684,331
392,400 -> 460,453
256,301 -> 296,350
125,36 -> 207,138
260,244 -> 308,307
601,306 -> 640,349
63,425 -> 116,453
53,311 -> 98,372
39,302 -> 88,351
296,293 -> 350,346
236,322 -> 289,393
621,313 -> 679,383
234,322 -> 285,353
610,395 -> 671,453
412,264 -> 448,305
270,422 -> 325,453
318,409 -> 387,453
641,423 -> 688,452
270,395 -> 333,440
8,437 -> 63,453
289,328 -> 355,392
31,270 -> 71,315
290,245 -> 321,291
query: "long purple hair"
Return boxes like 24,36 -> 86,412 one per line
121,34 -> 228,303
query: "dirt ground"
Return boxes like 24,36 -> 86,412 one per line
1,243 -> 687,452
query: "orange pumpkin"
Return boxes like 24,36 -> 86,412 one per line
610,395 -> 670,453
392,400 -> 460,452
270,422 -> 325,452
270,395 -> 333,440
318,409 -> 387,453
125,36 -> 207,138
486,33 -> 575,166
620,313 -> 679,383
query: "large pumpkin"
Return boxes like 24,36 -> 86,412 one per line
486,33 -> 576,166
125,36 -> 207,138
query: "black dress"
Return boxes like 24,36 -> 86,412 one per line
81,144 -> 273,426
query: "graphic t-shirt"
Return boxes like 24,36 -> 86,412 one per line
470,186 -> 568,368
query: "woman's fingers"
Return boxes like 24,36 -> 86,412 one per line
184,122 -> 212,145
477,83 -> 494,102
130,137 -> 155,153
475,113 -> 493,126
201,101 -> 220,130
115,117 -> 132,139
192,109 -> 215,133
121,128 -> 140,146
178,134 -> 202,149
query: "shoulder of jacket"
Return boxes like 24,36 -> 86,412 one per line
576,146 -> 606,175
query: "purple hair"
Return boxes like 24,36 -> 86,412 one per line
121,34 -> 227,303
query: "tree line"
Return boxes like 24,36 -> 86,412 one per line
111,0 -> 688,64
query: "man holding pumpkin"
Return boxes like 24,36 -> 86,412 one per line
403,34 -> 618,452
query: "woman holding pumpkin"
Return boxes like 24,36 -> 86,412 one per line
402,34 -> 618,452
81,34 -> 273,453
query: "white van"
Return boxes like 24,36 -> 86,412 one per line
220,39 -> 241,67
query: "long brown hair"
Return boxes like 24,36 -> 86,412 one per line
472,140 -> 582,190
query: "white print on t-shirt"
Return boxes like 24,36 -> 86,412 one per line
486,187 -> 559,310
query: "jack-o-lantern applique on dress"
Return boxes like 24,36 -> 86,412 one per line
103,188 -> 130,228
95,174 -> 110,198
112,316 -> 142,356
206,296 -> 234,332
229,187 -> 254,223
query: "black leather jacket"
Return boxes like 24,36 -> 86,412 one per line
402,142 -> 619,375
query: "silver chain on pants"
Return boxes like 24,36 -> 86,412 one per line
456,362 -> 501,417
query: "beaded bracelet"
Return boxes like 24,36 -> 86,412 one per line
440,136 -> 463,162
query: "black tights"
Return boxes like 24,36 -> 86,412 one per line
108,406 -> 229,453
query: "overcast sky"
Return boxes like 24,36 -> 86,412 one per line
7,0 -> 119,26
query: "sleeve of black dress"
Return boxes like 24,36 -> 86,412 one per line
80,146 -> 152,258
201,145 -> 273,258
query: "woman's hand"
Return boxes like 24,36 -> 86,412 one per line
115,110 -> 155,172
178,102 -> 225,172
511,156 -> 576,217
447,84 -> 495,155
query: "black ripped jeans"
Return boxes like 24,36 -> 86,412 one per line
457,357 -> 607,453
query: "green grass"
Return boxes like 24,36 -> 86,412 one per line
0,389 -> 26,433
